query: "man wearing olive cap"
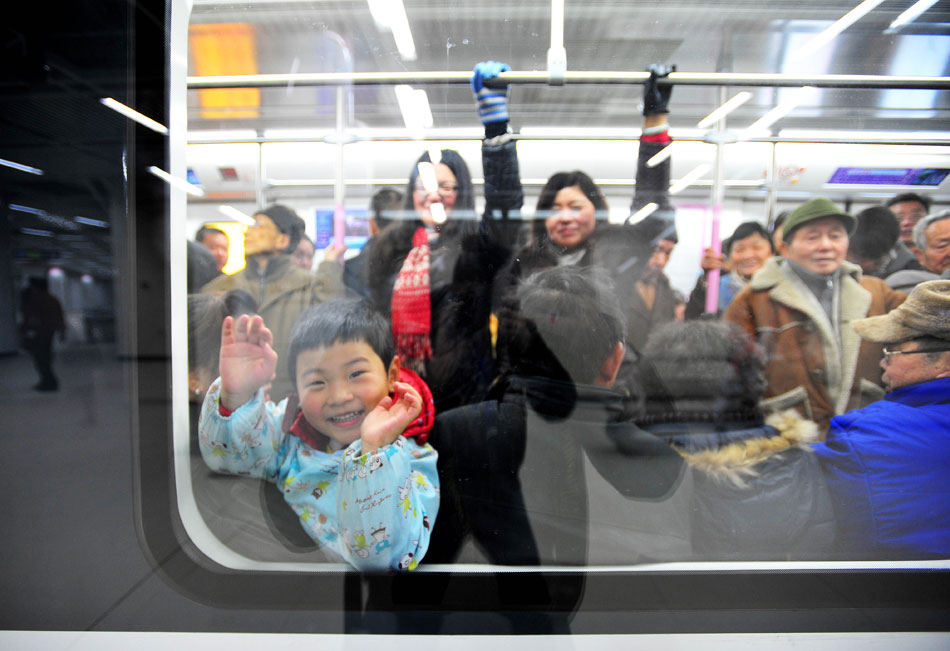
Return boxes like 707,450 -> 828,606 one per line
725,197 -> 906,434
812,280 -> 950,558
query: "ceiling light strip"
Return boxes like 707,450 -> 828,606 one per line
100,98 -> 169,135
148,166 -> 205,196
0,157 -> 44,175
888,0 -> 939,30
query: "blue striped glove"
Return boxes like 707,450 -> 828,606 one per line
472,61 -> 511,125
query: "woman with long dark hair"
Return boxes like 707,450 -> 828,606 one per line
361,109 -> 523,410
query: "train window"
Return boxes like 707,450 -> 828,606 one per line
7,0 -> 949,638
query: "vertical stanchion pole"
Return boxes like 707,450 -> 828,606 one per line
705,86 -> 727,314
334,86 -> 346,252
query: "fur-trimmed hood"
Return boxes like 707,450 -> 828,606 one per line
676,409 -> 820,487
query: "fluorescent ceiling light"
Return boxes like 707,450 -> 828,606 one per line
742,86 -> 817,136
10,203 -> 44,215
218,205 -> 255,225
646,143 -> 675,168
429,203 -> 447,224
669,164 -> 711,195
394,85 -> 433,131
889,0 -> 939,30
74,216 -> 109,228
697,92 -> 753,129
367,0 -> 416,61
187,129 -> 259,142
627,203 -> 658,224
791,0 -> 887,62
148,166 -> 205,197
262,128 -> 330,140
779,128 -> 950,140
416,162 -> 438,193
519,127 -> 643,138
100,97 -> 169,135
20,228 -> 54,237
0,157 -> 43,175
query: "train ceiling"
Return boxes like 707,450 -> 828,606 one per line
186,0 -> 950,133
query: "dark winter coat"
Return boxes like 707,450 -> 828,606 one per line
426,375 -> 689,566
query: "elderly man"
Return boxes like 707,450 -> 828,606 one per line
812,280 -> 950,558
725,197 -> 906,433
203,205 -> 344,400
886,210 -> 950,293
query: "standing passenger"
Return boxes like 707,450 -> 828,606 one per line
491,63 -> 679,357
725,198 -> 906,433
684,222 -> 775,319
360,69 -> 522,411
202,204 -> 345,401
19,277 -> 66,392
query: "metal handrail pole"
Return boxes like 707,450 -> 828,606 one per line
187,71 -> 950,90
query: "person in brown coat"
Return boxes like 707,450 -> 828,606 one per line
725,198 -> 906,434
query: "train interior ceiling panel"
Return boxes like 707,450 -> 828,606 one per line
3,0 -> 950,642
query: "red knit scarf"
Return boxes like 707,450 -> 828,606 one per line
390,227 -> 432,374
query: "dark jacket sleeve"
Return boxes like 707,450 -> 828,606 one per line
684,274 -> 709,320
630,137 -> 677,245
482,135 -> 524,219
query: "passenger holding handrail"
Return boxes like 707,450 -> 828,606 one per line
491,64 -> 679,357
360,76 -> 523,411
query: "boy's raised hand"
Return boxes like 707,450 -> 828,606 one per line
360,381 -> 423,455
219,314 -> 278,411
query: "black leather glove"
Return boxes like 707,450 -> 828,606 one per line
643,64 -> 675,116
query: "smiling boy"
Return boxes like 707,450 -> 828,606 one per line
199,299 -> 439,570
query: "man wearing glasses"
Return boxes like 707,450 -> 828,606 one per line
813,280 -> 950,558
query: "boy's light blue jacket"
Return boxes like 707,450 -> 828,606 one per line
199,379 -> 440,570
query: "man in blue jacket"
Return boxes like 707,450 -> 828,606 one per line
813,280 -> 950,558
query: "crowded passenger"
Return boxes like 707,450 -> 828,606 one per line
358,66 -> 523,411
886,192 -> 931,263
846,206 -> 901,278
813,280 -> 950,558
724,197 -> 906,433
685,221 -> 775,319
487,62 -> 678,410
427,266 -> 686,565
886,210 -> 950,292
198,299 -> 439,570
638,320 -> 835,559
343,187 -> 404,301
290,233 -> 316,271
202,204 -> 345,401
196,225 -> 230,272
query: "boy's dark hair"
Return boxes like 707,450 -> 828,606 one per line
195,225 -> 226,244
288,299 -> 394,383
533,171 -> 609,244
886,192 -> 932,212
725,221 -> 774,257
402,149 -> 475,216
498,266 -> 625,385
850,206 -> 900,261
371,187 -> 404,232
256,204 -> 305,254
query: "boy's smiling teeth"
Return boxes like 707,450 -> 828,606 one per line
328,409 -> 364,424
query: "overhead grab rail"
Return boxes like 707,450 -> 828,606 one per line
187,70 -> 950,90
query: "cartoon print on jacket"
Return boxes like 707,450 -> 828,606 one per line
198,379 -> 439,571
